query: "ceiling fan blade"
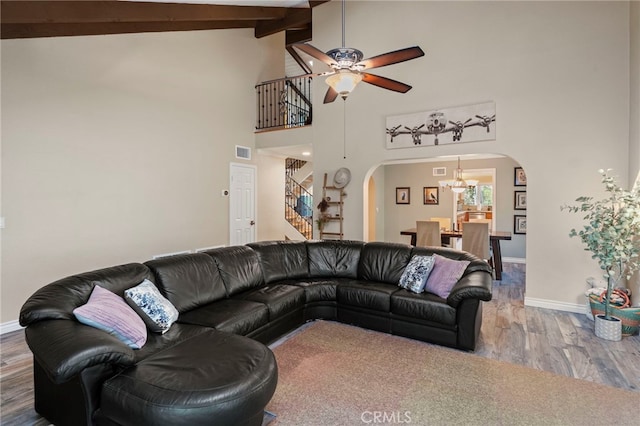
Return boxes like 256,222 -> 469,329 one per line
356,46 -> 424,70
293,43 -> 336,67
362,73 -> 412,93
323,87 -> 339,104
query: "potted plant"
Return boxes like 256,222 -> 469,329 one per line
562,169 -> 640,341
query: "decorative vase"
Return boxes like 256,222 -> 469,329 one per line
594,314 -> 622,341
589,295 -> 640,336
585,298 -> 594,321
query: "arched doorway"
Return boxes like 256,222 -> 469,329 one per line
363,153 -> 526,265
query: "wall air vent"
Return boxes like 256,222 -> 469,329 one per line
235,145 -> 251,160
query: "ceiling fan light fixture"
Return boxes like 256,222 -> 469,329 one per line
326,70 -> 363,99
293,0 -> 423,104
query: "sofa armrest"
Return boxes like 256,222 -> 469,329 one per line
25,320 -> 136,384
446,271 -> 492,308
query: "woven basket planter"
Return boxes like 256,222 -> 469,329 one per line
589,296 -> 640,337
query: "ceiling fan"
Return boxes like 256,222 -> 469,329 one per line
294,0 -> 424,103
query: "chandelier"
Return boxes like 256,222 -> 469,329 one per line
439,157 -> 478,193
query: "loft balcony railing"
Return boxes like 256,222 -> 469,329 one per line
255,75 -> 312,131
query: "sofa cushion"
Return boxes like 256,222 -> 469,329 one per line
307,240 -> 363,278
145,254 -> 226,313
20,263 -> 151,326
73,285 -> 147,349
291,278 -> 346,302
101,329 -> 277,426
134,322 -> 212,363
358,242 -> 413,284
391,290 -> 457,325
398,255 -> 436,293
337,281 -> 399,312
247,241 -> 309,283
124,279 -> 179,334
425,254 -> 471,299
178,299 -> 269,336
203,246 -> 264,296
235,284 -> 305,320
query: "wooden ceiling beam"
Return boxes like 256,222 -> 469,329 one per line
0,0 -> 330,40
1,1 -> 288,25
254,7 -> 310,39
286,44 -> 312,75
309,1 -> 332,8
1,20 -> 259,40
285,26 -> 312,46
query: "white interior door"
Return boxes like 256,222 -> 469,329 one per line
229,163 -> 256,245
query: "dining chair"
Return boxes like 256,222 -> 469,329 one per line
429,217 -> 452,231
461,221 -> 491,263
429,217 -> 455,248
468,218 -> 493,232
416,220 -> 442,247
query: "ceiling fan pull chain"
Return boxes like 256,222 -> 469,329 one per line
343,101 -> 347,159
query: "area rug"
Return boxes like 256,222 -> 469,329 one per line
265,321 -> 637,426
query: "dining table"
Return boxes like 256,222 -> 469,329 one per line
400,228 -> 512,280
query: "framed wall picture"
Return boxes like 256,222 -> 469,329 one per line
423,187 -> 439,205
396,187 -> 410,204
514,191 -> 527,210
514,167 -> 527,186
514,215 -> 527,234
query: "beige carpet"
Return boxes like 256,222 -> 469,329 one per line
266,320 -> 637,426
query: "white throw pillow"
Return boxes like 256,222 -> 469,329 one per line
398,255 -> 436,294
125,279 -> 179,334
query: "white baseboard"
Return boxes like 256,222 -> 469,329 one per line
194,245 -> 225,253
152,250 -> 193,260
1,320 -> 23,335
524,297 -> 587,314
503,257 -> 526,264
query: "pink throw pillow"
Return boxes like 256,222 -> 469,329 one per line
73,285 -> 147,349
424,254 -> 470,299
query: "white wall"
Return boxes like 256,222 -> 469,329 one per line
629,2 -> 640,306
370,165 -> 385,241
256,152 -> 287,241
0,29 -> 283,323
311,1 -> 631,309
631,1 -> 640,185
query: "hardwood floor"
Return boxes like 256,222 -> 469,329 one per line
477,263 -> 639,391
1,263 -> 638,425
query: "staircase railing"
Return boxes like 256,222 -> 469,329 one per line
285,158 -> 307,177
285,175 -> 313,240
255,75 -> 312,131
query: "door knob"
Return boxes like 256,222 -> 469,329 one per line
250,220 -> 255,226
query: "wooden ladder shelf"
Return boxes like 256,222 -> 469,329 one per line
319,173 -> 344,240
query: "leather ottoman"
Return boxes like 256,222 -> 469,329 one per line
99,330 -> 277,426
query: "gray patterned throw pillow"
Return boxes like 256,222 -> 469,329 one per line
399,255 -> 436,293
